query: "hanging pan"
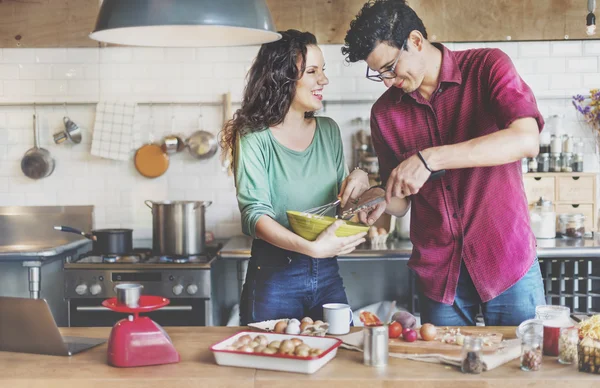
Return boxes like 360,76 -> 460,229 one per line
186,110 -> 218,160
21,113 -> 55,180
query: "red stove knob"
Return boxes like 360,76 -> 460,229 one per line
186,284 -> 198,295
172,284 -> 184,295
75,284 -> 88,295
89,283 -> 102,296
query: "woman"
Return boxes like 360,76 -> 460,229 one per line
221,30 -> 369,325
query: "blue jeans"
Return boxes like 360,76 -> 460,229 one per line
419,259 -> 546,326
239,239 -> 349,325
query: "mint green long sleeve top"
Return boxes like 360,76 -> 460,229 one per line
235,116 -> 349,239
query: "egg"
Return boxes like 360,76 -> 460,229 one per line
274,320 -> 288,333
300,321 -> 312,332
378,227 -> 387,235
285,322 -> 301,335
368,226 -> 378,238
301,317 -> 314,324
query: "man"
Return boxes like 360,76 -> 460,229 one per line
340,0 -> 545,326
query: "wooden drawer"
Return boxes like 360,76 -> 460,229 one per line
557,176 -> 595,203
556,204 -> 595,232
523,176 -> 555,204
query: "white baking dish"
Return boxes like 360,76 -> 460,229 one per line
210,331 -> 342,374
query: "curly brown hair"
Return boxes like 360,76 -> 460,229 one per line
220,30 -> 318,173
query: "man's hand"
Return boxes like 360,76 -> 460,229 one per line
339,169 -> 370,207
386,154 -> 431,202
354,186 -> 387,226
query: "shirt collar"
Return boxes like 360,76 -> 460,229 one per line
393,43 -> 463,102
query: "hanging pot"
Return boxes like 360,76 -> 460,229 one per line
53,226 -> 133,254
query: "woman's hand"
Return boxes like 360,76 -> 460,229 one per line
339,169 -> 370,207
309,221 -> 366,258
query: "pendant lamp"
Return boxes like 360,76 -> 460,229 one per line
89,0 -> 281,47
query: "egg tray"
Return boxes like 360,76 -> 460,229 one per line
248,319 -> 330,337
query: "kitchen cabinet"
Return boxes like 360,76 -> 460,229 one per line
0,0 -> 596,48
524,172 -> 598,232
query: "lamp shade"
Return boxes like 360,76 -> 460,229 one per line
89,0 -> 282,47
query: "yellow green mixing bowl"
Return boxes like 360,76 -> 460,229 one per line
286,210 -> 369,241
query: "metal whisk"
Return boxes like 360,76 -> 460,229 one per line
303,199 -> 341,217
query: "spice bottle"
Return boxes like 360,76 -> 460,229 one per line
563,134 -> 574,154
461,336 -> 483,374
558,327 -> 579,365
549,153 -> 561,172
537,153 -> 550,172
573,153 -> 584,172
521,333 -> 543,371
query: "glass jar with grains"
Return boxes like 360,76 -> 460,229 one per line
521,333 -> 543,371
461,336 -> 483,374
558,213 -> 586,238
559,327 -> 579,365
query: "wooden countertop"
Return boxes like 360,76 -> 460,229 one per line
1,326 -> 598,388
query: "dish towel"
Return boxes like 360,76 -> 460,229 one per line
91,101 -> 141,161
337,330 -> 521,371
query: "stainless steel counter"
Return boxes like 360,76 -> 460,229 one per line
218,235 -> 600,260
0,239 -> 92,261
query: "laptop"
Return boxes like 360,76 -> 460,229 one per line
0,297 -> 106,356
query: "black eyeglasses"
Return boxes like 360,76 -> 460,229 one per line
365,40 -> 407,82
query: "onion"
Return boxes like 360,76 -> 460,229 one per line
392,311 -> 417,329
420,323 -> 437,341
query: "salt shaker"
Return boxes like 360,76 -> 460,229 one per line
363,325 -> 388,367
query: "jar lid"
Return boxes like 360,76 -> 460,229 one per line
540,153 -> 549,157
535,197 -> 552,207
558,213 -> 586,221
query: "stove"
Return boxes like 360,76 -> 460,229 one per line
64,245 -> 221,328
71,249 -> 213,265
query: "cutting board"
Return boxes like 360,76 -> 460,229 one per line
388,326 -> 504,356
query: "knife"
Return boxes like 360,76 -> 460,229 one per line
340,169 -> 446,220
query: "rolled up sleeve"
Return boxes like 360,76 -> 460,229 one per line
485,49 -> 544,132
235,134 -> 276,238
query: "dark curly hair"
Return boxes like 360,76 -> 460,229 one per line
220,30 -> 318,173
341,0 -> 427,63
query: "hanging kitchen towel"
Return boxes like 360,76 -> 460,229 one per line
91,101 -> 141,161
337,331 -> 521,371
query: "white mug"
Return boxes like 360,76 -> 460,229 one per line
323,303 -> 353,335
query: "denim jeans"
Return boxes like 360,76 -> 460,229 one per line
239,239 -> 349,325
419,258 -> 546,326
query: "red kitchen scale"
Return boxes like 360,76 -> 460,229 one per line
102,295 -> 180,367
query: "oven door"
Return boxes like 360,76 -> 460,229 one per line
68,298 -> 209,327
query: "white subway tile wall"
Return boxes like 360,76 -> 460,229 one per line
0,41 -> 599,239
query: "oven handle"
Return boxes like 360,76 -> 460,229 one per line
75,306 -> 193,312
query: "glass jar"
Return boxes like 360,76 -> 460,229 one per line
521,333 -> 543,371
461,336 -> 483,374
558,213 -> 586,238
573,153 -> 584,172
528,157 -> 538,172
550,134 -> 562,154
563,134 -> 574,153
558,327 -> 579,364
537,153 -> 550,172
530,197 -> 556,239
549,153 -> 561,172
522,158 -> 529,174
561,153 -> 573,172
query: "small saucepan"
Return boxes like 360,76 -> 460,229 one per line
54,226 -> 133,254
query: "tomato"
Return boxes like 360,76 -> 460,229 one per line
388,321 -> 403,338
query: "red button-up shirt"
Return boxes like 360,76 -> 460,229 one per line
370,44 -> 544,304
